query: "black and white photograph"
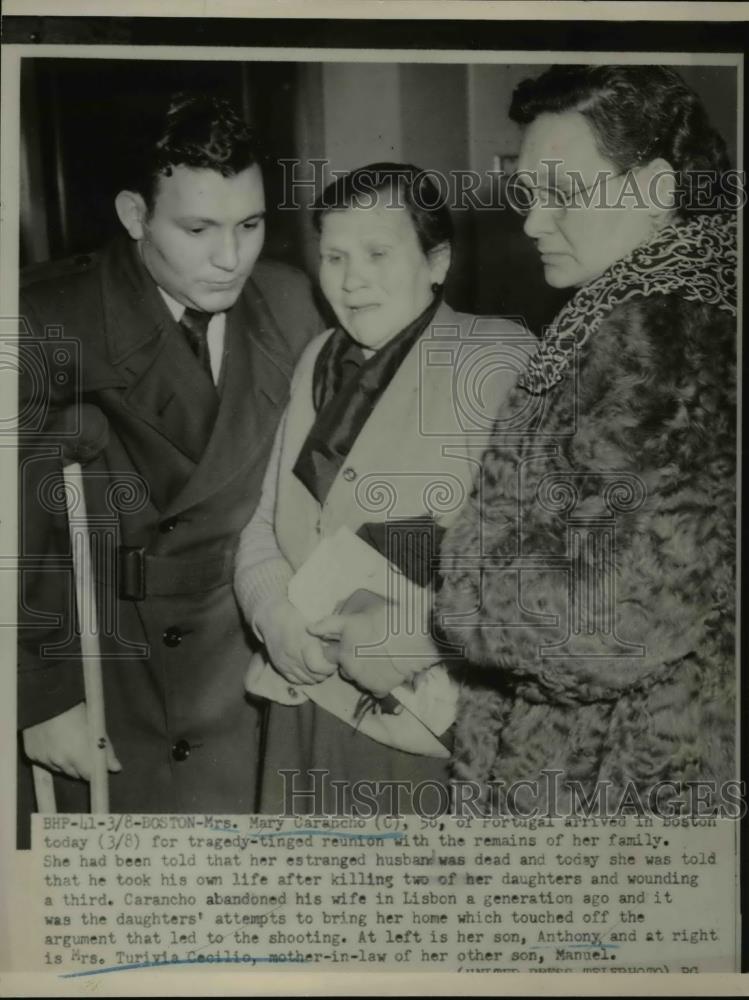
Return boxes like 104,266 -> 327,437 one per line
0,2 -> 745,993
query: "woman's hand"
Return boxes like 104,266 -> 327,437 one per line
254,596 -> 337,686
308,605 -> 439,698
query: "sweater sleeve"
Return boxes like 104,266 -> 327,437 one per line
233,408 -> 294,629
437,297 -> 736,704
234,330 -> 336,632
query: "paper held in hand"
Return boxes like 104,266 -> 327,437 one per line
245,526 -> 456,757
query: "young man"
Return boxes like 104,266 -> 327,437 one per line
17,93 -> 320,842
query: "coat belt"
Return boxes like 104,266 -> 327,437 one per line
106,547 -> 236,599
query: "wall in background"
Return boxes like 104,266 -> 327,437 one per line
19,58 -> 303,271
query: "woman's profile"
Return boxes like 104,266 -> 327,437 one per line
438,65 -> 738,815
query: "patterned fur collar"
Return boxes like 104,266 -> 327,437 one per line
520,212 -> 737,396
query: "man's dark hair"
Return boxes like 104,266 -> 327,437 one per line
510,65 -> 731,216
125,92 -> 260,209
311,162 -> 454,256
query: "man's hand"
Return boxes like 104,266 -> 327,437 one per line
308,605 -> 440,699
22,701 -> 122,780
255,597 -> 337,686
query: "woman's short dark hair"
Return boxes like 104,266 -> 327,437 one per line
509,65 -> 731,214
311,162 -> 454,255
126,92 -> 260,210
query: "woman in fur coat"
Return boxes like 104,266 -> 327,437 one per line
437,65 -> 738,816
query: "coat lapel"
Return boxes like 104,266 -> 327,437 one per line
160,275 -> 292,518
322,303 -> 462,507
321,304 -> 534,526
101,237 -> 218,463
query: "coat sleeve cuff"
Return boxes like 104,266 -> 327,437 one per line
17,660 -> 85,731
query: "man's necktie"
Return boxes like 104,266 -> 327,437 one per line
180,307 -> 214,381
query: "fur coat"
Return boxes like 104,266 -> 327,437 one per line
438,230 -> 737,814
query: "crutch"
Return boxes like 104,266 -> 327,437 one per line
32,404 -> 110,813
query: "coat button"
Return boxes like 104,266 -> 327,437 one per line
159,516 -> 179,533
163,626 -> 183,647
342,467 -> 357,482
171,739 -> 191,762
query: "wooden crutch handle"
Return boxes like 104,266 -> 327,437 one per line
64,461 -> 109,813
29,405 -> 111,817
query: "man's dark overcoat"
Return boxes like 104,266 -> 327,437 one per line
17,235 -> 319,837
